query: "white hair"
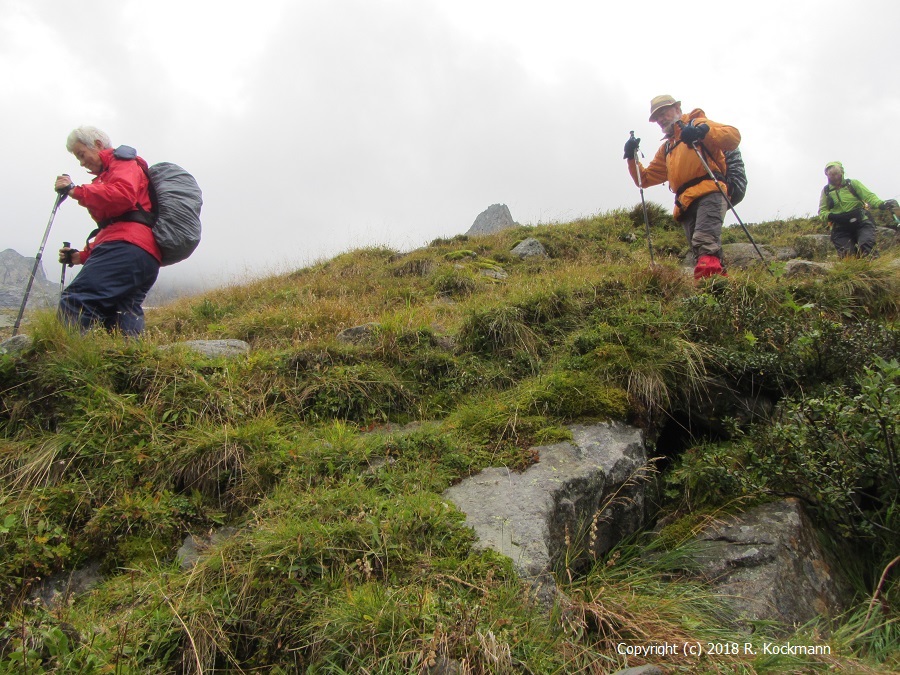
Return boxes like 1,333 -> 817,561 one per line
66,126 -> 112,153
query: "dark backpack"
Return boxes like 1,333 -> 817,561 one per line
724,148 -> 747,206
103,146 -> 203,266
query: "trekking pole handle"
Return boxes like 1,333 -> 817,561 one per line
630,131 -> 645,188
55,174 -> 72,202
62,241 -> 74,267
629,130 -> 643,158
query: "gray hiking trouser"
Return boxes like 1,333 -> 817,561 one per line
681,191 -> 727,260
830,219 -> 876,258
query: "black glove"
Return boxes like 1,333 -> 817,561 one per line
623,136 -> 640,160
680,122 -> 710,146
881,198 -> 898,210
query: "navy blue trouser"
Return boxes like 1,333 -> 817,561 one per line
58,241 -> 160,336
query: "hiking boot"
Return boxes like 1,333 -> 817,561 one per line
694,254 -> 727,280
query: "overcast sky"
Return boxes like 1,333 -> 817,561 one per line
2,0 -> 899,291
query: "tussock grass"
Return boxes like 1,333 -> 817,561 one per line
1,209 -> 898,672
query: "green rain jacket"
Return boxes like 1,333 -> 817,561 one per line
818,179 -> 884,223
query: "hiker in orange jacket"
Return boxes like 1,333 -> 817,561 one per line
624,95 -> 741,279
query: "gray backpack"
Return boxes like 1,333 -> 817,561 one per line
107,146 -> 203,266
724,148 -> 747,206
146,162 -> 203,266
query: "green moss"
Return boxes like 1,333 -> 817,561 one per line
516,371 -> 629,420
443,249 -> 478,261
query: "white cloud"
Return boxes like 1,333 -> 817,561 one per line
1,0 -> 899,292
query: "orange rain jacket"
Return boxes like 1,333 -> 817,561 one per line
628,108 -> 740,221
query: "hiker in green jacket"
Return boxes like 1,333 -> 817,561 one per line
818,161 -> 897,258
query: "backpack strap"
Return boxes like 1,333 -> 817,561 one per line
824,180 -> 863,210
99,206 -> 155,229
97,155 -> 157,230
672,143 -> 726,211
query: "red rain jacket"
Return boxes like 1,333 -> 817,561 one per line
70,148 -> 162,264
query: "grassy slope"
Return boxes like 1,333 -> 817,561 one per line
0,206 -> 898,673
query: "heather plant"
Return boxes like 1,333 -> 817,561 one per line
666,356 -> 900,566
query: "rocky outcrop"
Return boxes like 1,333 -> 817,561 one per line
722,243 -> 796,270
466,204 -> 515,236
443,423 -> 648,604
0,248 -> 57,309
685,499 -> 854,630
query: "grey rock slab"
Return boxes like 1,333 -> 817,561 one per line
167,339 -> 250,358
722,243 -> 795,269
510,238 -> 547,259
783,259 -> 833,278
688,498 -> 854,629
479,267 -> 509,280
443,422 -> 647,585
0,334 -> 33,355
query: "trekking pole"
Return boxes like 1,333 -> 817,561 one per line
59,241 -> 72,296
889,206 -> 900,229
677,122 -> 773,276
12,184 -> 69,336
630,131 -> 656,265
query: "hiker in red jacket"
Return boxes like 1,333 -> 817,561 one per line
54,126 -> 161,335
624,95 -> 741,279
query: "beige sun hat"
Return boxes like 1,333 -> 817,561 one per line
649,94 -> 681,122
